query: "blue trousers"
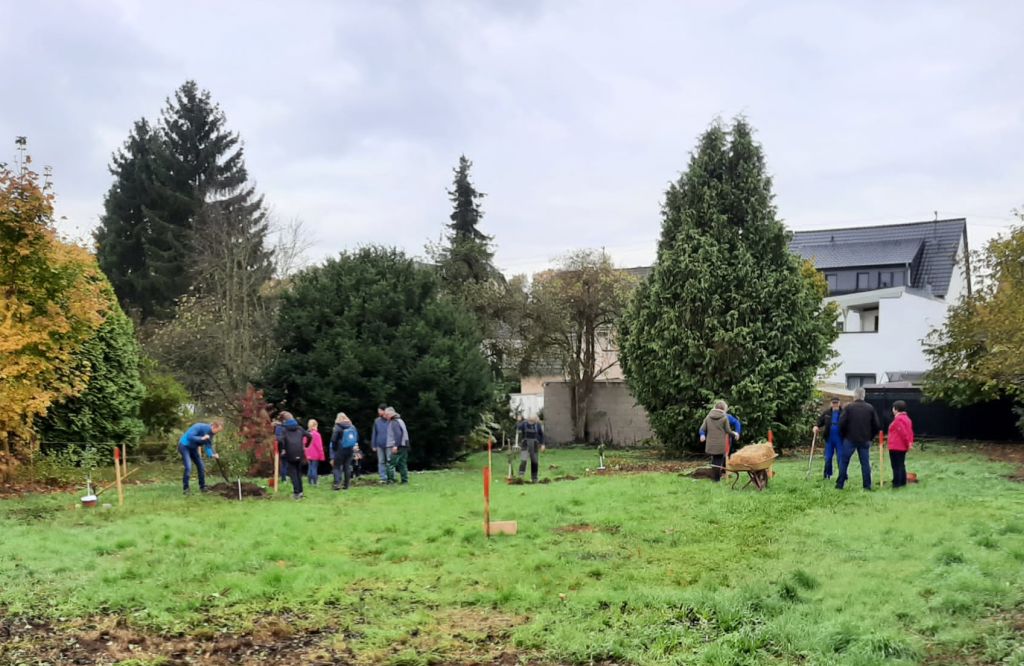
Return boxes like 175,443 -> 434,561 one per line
837,439 -> 872,490
823,432 -> 842,478
375,447 -> 393,481
179,444 -> 206,491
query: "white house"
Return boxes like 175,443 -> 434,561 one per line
790,218 -> 970,390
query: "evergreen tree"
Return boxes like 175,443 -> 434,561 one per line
262,247 -> 493,468
619,118 -> 837,451
94,119 -> 162,319
439,155 -> 495,286
38,288 -> 146,448
94,80 -> 271,319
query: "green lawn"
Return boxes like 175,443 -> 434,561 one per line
1,445 -> 1023,665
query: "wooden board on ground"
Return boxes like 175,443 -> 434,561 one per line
488,520 -> 518,536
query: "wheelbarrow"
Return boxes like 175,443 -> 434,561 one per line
726,457 -> 776,491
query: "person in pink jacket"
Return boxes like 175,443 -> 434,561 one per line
887,401 -> 914,488
305,419 -> 326,486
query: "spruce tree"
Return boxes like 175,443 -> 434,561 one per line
94,119 -> 162,319
619,118 -> 837,451
94,80 -> 271,319
439,155 -> 495,286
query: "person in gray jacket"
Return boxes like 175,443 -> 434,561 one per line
700,401 -> 740,482
384,407 -> 410,485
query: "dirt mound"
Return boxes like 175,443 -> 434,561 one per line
208,482 -> 267,499
686,467 -> 718,480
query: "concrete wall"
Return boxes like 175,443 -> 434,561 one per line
542,381 -> 655,445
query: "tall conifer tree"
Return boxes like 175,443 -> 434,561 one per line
619,118 -> 837,450
439,155 -> 495,287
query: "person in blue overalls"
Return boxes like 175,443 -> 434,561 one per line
178,420 -> 223,495
813,397 -> 844,480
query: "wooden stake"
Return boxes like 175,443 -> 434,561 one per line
487,436 -> 493,482
767,429 -> 775,479
273,442 -> 280,494
113,447 -> 124,506
121,443 -> 128,478
96,467 -> 139,496
879,431 -> 885,489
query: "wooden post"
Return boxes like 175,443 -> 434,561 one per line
113,447 -> 124,506
273,442 -> 280,494
121,443 -> 128,478
879,431 -> 885,489
487,436 -> 493,482
767,429 -> 775,479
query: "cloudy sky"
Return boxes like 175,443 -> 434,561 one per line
2,0 -> 1021,275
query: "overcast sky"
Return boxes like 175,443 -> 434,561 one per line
2,1 -> 1021,276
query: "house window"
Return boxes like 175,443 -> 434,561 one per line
878,271 -> 895,288
835,320 -> 844,332
856,272 -> 870,290
846,374 -> 877,390
825,273 -> 838,292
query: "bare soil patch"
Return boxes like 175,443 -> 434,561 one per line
208,481 -> 268,499
601,454 -> 704,475
554,523 -> 621,534
957,442 -> 1024,483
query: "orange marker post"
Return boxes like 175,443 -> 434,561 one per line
113,447 -> 124,506
484,437 -> 492,537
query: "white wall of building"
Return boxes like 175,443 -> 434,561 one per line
944,234 -> 970,306
827,290 -> 948,385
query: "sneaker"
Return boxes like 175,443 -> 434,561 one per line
293,493 -> 304,500
332,485 -> 341,491
400,480 -> 408,485
379,480 -> 387,485
200,487 -> 210,494
183,489 -> 190,496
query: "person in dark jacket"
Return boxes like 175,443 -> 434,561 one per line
276,413 -> 311,499
517,416 -> 545,483
700,401 -> 740,482
329,412 -> 359,491
837,388 -> 882,490
813,397 -> 844,479
371,404 -> 393,484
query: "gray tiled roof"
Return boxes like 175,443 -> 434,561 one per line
789,219 -> 966,298
791,238 -> 923,270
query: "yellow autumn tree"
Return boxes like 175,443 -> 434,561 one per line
0,148 -> 108,468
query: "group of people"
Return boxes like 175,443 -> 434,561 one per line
697,387 -> 915,489
176,405 -> 412,499
274,405 -> 410,499
813,387 -> 914,489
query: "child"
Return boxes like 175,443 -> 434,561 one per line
887,401 -> 914,488
305,419 -> 326,485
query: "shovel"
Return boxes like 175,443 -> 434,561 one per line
805,431 -> 818,479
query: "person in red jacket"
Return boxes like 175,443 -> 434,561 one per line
887,400 -> 914,488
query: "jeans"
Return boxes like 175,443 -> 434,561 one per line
518,440 -> 540,482
889,450 -> 908,487
375,447 -> 392,481
837,439 -> 872,490
823,431 -> 842,478
179,444 -> 206,491
333,448 -> 354,489
280,457 -> 289,482
307,460 -> 319,485
287,458 -> 304,496
389,448 -> 409,484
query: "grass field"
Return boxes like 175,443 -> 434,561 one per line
1,444 -> 1023,665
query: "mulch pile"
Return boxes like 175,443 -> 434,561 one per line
207,482 -> 267,499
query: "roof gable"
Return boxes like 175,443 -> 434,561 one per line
789,218 -> 966,298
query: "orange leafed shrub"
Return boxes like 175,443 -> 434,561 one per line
0,154 -> 108,459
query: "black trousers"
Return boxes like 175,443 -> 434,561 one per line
287,458 -> 304,495
711,454 -> 726,481
333,448 -> 354,488
889,450 -> 907,488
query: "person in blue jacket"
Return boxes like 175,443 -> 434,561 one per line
178,420 -> 223,495
814,397 -> 844,479
699,412 -> 742,456
329,412 -> 359,491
